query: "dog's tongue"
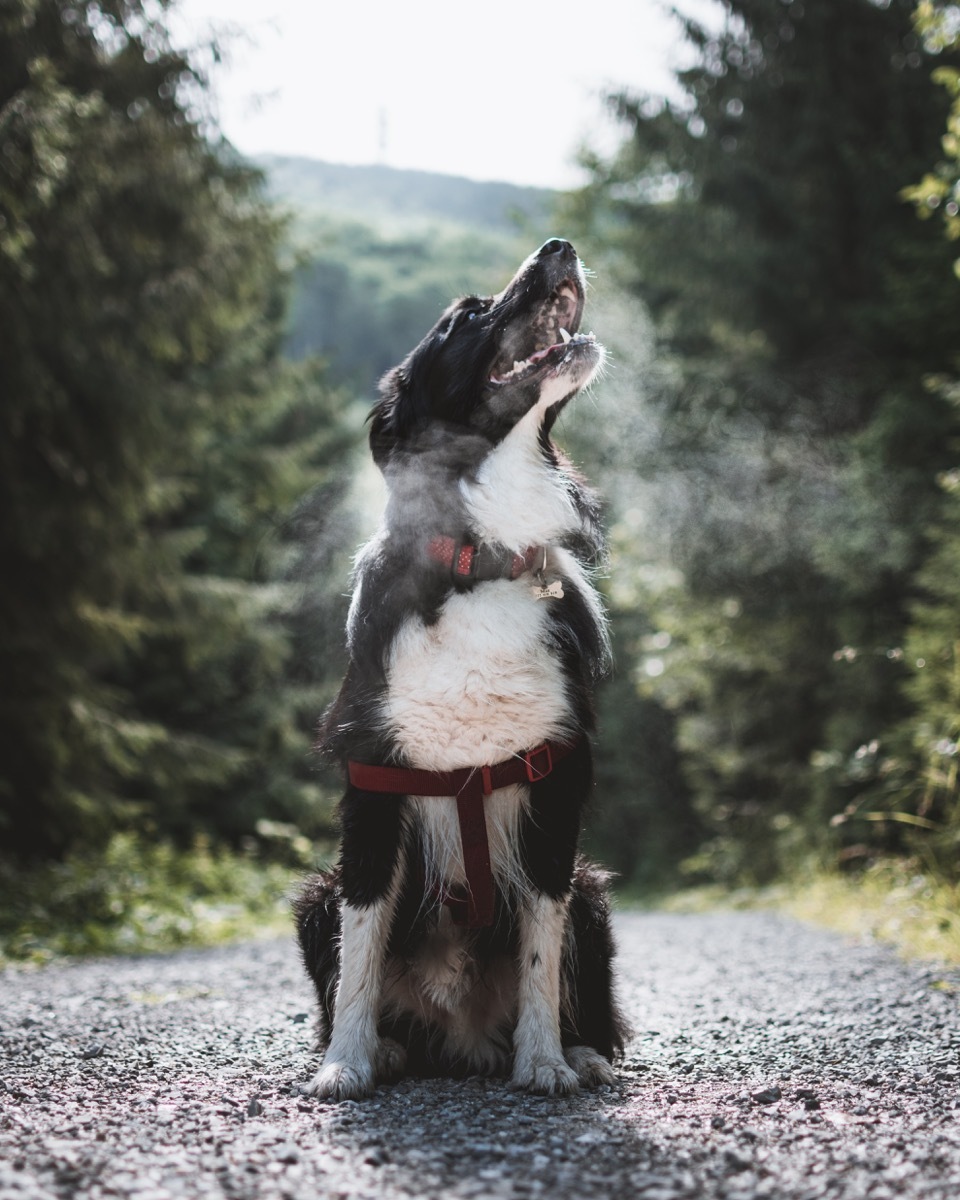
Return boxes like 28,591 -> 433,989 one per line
489,330 -> 597,384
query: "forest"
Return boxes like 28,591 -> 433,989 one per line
2,0 -> 960,958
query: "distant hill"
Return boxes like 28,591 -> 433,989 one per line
254,156 -> 563,393
256,155 -> 555,235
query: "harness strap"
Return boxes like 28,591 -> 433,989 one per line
347,737 -> 580,928
427,536 -> 541,586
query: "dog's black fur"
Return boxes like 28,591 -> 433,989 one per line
294,239 -> 627,1099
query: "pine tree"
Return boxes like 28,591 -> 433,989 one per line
572,0 -> 960,881
0,0 -> 352,858
871,4 -> 960,876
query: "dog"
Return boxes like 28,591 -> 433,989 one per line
294,237 -> 627,1100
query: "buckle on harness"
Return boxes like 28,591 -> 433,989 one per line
524,743 -> 553,783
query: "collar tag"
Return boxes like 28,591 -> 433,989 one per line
531,546 -> 564,599
532,578 -> 564,600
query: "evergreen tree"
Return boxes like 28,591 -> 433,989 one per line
0,0 -> 351,858
572,0 -> 960,881
864,4 -> 960,877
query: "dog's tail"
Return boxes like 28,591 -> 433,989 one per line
292,868 -> 342,1047
563,856 -> 632,1061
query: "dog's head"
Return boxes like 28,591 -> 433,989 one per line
370,239 -> 604,467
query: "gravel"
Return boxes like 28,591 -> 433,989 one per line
2,910 -> 960,1199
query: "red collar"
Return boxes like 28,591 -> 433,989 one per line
427,535 -> 541,585
347,738 -> 581,927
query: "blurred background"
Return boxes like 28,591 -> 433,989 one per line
2,0 -> 960,961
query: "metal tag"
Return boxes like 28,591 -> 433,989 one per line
531,546 -> 563,600
532,579 -> 564,601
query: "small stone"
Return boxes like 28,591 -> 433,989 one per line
725,1148 -> 753,1172
751,1085 -> 781,1105
246,1098 -> 263,1117
80,1042 -> 104,1060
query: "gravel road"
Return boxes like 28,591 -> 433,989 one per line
2,909 -> 959,1200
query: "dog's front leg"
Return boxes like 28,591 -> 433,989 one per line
512,739 -> 592,1095
308,894 -> 401,1100
308,789 -> 406,1101
511,892 -> 579,1096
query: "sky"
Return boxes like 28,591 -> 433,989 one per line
170,0 -> 723,190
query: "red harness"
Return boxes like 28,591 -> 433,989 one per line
347,738 -> 580,928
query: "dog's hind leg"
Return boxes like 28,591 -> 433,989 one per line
560,857 -> 628,1087
306,787 -> 407,1101
293,869 -> 342,1045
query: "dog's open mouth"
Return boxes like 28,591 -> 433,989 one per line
488,280 -> 596,386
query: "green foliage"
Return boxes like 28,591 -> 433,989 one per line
568,0 -> 960,885
830,7 -> 960,883
829,379 -> 960,878
283,216 -> 553,394
665,855 -> 960,965
0,833 -> 320,963
0,0 -> 350,862
584,608 -> 704,892
261,155 -> 562,394
903,2 -> 960,275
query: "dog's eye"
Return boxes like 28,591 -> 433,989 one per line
446,302 -> 486,335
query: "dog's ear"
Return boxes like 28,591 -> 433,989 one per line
369,356 -> 430,466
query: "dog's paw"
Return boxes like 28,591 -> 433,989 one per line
564,1045 -> 618,1088
306,1059 -> 375,1101
511,1056 -> 580,1097
374,1037 -> 407,1080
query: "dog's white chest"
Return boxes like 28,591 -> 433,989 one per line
384,582 -> 571,771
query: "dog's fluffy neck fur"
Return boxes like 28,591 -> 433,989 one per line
379,403 -> 586,556
462,401 -> 580,552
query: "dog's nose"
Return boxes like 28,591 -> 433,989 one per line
539,238 -> 575,260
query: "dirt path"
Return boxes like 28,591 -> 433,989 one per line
2,910 -> 959,1199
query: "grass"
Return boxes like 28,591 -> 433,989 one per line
659,857 -> 960,967
0,833 -> 333,967
6,837 -> 960,972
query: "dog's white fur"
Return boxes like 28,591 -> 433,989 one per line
461,393 -> 580,549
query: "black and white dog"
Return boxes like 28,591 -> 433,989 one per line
295,238 -> 626,1100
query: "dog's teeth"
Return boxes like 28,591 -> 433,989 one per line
513,360 -> 525,373
559,327 -> 571,344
